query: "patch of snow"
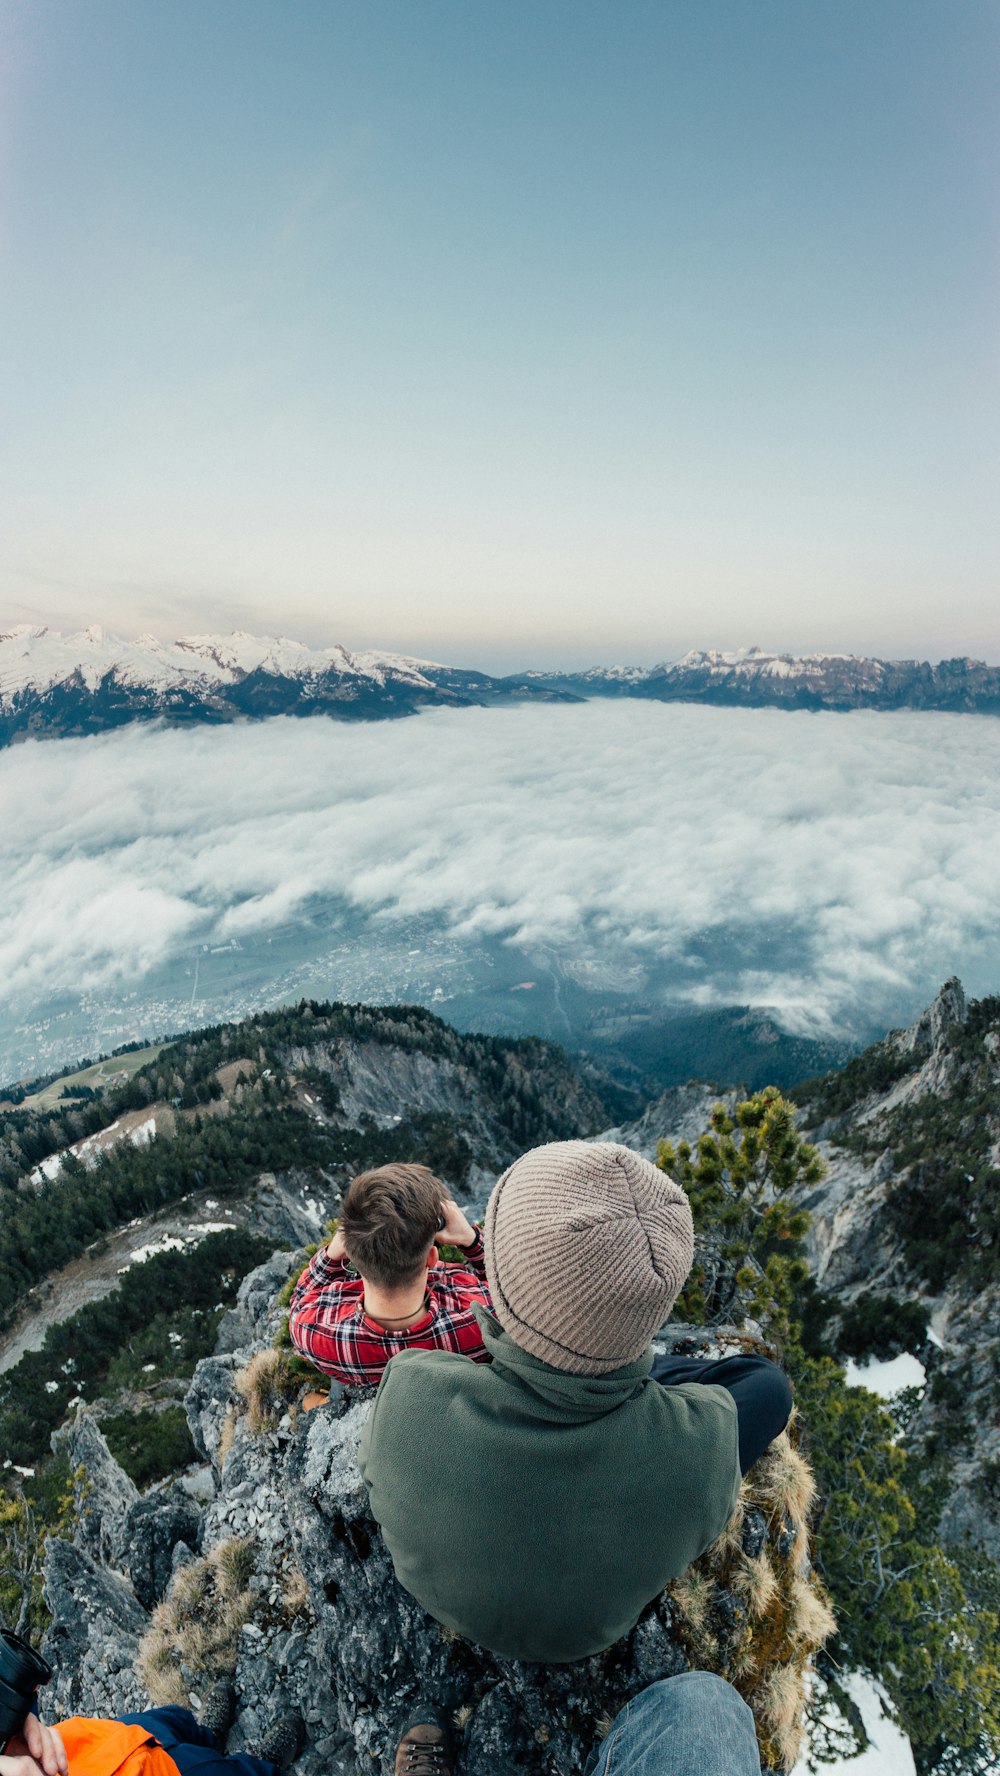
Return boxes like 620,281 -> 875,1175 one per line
31,1153 -> 64,1183
129,1235 -> 186,1263
205,1199 -> 219,1209
44,1380 -> 59,1393
794,1671 -> 914,1774
142,1363 -> 157,1372
844,1352 -> 926,1399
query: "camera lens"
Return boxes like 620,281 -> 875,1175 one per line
0,1630 -> 52,1695
0,1629 -> 53,1752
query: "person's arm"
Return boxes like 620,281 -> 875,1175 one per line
287,1228 -> 366,1380
435,1198 -> 487,1278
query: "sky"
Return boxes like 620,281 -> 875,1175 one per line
5,704 -> 1000,1077
1,1 -> 999,670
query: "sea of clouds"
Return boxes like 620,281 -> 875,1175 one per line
4,701 -> 1000,1041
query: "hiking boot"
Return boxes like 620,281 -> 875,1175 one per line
253,1714 -> 305,1770
197,1681 -> 236,1747
394,1710 -> 455,1776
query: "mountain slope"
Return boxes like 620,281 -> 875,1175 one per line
0,624 -> 574,744
5,628 -> 1000,745
503,646 -> 1000,711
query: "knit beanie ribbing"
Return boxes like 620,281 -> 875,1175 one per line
484,1140 -> 694,1375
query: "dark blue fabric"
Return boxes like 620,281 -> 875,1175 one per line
649,1350 -> 793,1474
116,1707 -> 279,1776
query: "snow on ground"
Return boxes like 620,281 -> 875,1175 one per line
29,1111 -> 161,1183
124,1235 -> 187,1266
794,1672 -> 915,1775
844,1353 -> 926,1398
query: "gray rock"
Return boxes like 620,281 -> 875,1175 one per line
741,1508 -> 768,1560
185,1353 -> 239,1466
41,1540 -> 149,1717
216,1249 -> 304,1354
52,1413 -> 139,1569
179,1464 -> 217,1504
124,1484 -> 202,1611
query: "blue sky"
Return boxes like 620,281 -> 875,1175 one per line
1,1 -> 998,668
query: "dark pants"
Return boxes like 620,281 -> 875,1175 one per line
650,1350 -> 793,1474
118,1707 -> 279,1776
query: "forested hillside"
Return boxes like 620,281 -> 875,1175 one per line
0,999 -> 620,1330
2,988 -> 998,1774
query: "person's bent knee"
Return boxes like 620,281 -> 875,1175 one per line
630,1670 -> 757,1728
758,1358 -> 793,1427
624,1673 -> 760,1770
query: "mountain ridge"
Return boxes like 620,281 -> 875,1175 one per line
5,627 -> 1000,744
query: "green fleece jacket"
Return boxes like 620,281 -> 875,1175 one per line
359,1307 -> 741,1663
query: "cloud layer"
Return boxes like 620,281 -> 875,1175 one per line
4,703 -> 1000,1040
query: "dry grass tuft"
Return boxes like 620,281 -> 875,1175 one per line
135,1536 -> 258,1707
756,1429 -> 815,1528
234,1349 -> 301,1435
282,1567 -> 309,1621
667,1416 -> 834,1773
787,1575 -> 837,1647
217,1409 -> 237,1468
669,1570 -> 713,1634
452,1705 -> 474,1732
733,1552 -> 779,1620
756,1664 -> 806,1771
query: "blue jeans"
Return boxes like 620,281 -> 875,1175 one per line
118,1707 -> 279,1776
586,1673 -> 761,1776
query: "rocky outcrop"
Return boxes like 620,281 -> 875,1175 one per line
597,1083 -> 739,1162
54,1413 -> 139,1568
792,980 -> 1000,1560
41,1540 -> 150,1717
41,1252 -> 831,1776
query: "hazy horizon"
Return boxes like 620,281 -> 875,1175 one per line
2,2 -> 998,668
6,616 -> 1000,679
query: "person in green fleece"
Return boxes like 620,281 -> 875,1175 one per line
359,1139 -> 792,1665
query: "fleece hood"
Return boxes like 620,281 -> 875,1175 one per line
472,1305 -> 652,1419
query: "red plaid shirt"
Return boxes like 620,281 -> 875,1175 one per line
288,1227 -> 493,1386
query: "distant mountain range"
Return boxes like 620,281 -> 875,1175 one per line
4,625 -> 1000,744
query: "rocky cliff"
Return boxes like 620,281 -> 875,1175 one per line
601,982 -> 1000,1563
40,1248 -> 832,1776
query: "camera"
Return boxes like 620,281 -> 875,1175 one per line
0,1629 -> 53,1753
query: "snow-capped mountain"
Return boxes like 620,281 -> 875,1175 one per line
3,628 -> 1000,746
517,644 -> 1000,711
0,624 -> 567,744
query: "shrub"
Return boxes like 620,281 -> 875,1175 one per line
837,1291 -> 928,1361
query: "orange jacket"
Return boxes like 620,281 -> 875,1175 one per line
55,1718 -> 181,1776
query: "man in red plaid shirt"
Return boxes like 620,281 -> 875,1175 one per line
288,1162 -> 493,1387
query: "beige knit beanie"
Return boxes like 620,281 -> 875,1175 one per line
484,1140 -> 694,1375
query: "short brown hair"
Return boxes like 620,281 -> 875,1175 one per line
340,1163 -> 444,1289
